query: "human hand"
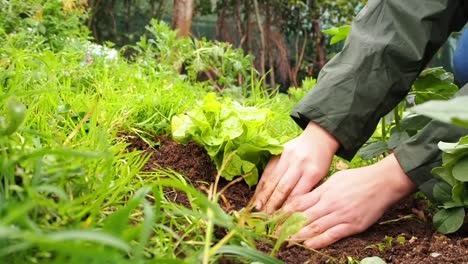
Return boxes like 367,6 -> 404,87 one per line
253,122 -> 339,213
282,154 -> 416,249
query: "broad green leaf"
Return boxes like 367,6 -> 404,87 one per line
171,115 -> 194,141
452,156 -> 468,182
442,152 -> 468,168
452,184 -> 465,204
399,115 -> 431,131
323,25 -> 351,45
358,141 -> 388,160
220,116 -> 243,140
361,256 -> 387,264
201,93 -> 222,113
433,182 -> 453,204
222,152 -> 245,180
440,201 -> 462,209
432,166 -> 457,186
411,96 -> 468,127
0,96 -> 27,137
411,68 -> 458,104
433,207 -> 466,234
438,139 -> 468,155
187,110 -> 210,131
460,136 -> 468,145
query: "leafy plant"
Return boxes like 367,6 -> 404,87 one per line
411,96 -> 468,128
411,96 -> 468,234
0,6 -> 293,262
171,93 -> 283,187
323,25 -> 351,45
365,234 -> 406,252
133,20 -> 253,91
360,256 -> 387,264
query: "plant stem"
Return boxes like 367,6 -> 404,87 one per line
202,208 -> 214,264
393,107 -> 400,128
381,118 -> 386,141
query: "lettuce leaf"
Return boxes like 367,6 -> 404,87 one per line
171,93 -> 283,187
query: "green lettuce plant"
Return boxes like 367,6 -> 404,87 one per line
171,93 -> 283,187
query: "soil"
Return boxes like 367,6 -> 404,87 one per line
123,134 -> 468,264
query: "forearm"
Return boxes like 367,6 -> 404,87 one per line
292,0 -> 468,160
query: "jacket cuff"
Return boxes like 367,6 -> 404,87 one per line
393,147 -> 441,199
290,107 -> 357,161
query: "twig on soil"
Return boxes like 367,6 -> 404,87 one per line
379,214 -> 419,225
219,194 -> 233,211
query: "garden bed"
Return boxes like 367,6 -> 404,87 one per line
125,134 -> 468,263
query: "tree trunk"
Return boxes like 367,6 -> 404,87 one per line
172,0 -> 194,38
313,19 -> 326,69
253,0 -> 266,86
265,2 -> 276,88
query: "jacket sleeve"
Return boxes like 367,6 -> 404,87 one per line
291,0 -> 468,160
394,85 -> 468,198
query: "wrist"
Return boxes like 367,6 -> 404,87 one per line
302,121 -> 340,155
377,154 -> 417,196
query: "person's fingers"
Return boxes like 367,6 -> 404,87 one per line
253,156 -> 287,210
264,164 -> 301,213
287,163 -> 324,198
281,190 -> 321,214
299,195 -> 335,224
304,223 -> 358,249
254,156 -> 279,195
289,212 -> 342,242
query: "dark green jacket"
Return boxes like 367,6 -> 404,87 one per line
291,0 -> 468,196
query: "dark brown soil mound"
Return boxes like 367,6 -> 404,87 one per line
123,134 -> 468,264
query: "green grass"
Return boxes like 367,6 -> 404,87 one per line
0,3 -> 313,263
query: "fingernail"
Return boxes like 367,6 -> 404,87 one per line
255,200 -> 263,211
304,241 -> 316,249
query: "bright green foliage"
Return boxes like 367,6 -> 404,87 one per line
433,207 -> 465,234
0,2 -> 307,262
271,213 -> 308,256
360,256 -> 387,264
0,97 -> 27,136
0,0 -> 89,50
411,95 -> 468,234
323,25 -> 351,45
134,20 -> 253,91
426,136 -> 468,233
410,67 -> 458,105
411,96 -> 468,128
171,93 -> 284,187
